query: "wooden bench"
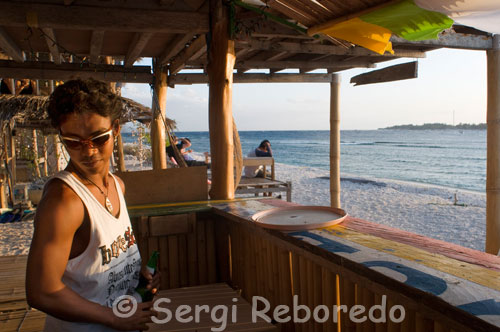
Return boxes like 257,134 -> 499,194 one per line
236,157 -> 292,202
0,256 -> 276,332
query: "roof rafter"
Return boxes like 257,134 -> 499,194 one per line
169,35 -> 206,75
41,28 -> 61,64
0,26 -> 23,62
158,33 -> 195,66
124,32 -> 154,67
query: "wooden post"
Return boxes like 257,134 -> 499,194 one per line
42,135 -> 48,177
8,124 -> 16,186
207,0 -> 235,199
330,73 -> 341,209
486,35 -> 500,255
0,175 -> 6,208
151,59 -> 168,169
32,129 -> 41,178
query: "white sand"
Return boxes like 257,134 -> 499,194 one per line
274,163 -> 486,252
0,160 -> 487,256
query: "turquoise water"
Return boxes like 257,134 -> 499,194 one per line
122,129 -> 486,193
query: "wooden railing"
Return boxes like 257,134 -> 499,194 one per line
130,199 -> 499,332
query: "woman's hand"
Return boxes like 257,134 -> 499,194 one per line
110,301 -> 157,331
141,265 -> 161,295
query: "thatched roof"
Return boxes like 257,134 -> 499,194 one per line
0,94 -> 175,134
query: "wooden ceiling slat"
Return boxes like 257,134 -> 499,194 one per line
314,0 -> 347,16
266,0 -> 315,27
124,32 -> 154,67
0,2 -> 209,34
308,0 -> 399,36
0,26 -> 24,62
41,28 -> 61,64
275,0 -> 323,23
280,0 -> 333,22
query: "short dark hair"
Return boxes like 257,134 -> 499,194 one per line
47,78 -> 122,129
259,140 -> 270,149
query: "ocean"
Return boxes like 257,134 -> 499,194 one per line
122,129 -> 486,193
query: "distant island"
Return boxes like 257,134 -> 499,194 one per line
380,123 -> 486,130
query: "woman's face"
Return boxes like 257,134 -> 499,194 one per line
59,112 -> 119,175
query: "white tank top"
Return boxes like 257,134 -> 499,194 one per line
44,171 -> 142,332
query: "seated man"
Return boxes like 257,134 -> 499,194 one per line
244,139 -> 272,178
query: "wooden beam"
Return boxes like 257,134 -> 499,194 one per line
486,35 -> 500,255
266,51 -> 289,61
170,73 -> 335,85
0,60 -> 153,83
151,59 -> 168,170
41,28 -> 61,64
330,73 -> 341,209
0,2 -> 209,33
89,30 -> 104,64
158,34 -> 195,66
170,35 -> 207,75
235,40 -> 427,58
207,0 -> 234,200
391,33 -> 493,51
124,32 -> 154,67
350,61 -> 418,86
234,59 -> 376,70
0,26 -> 23,62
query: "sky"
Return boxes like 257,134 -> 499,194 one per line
121,48 -> 487,131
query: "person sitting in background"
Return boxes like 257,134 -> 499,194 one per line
244,139 -> 273,178
179,138 -> 210,168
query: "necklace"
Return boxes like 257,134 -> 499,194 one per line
72,166 -> 113,214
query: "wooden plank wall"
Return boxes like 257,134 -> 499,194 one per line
131,212 -> 219,290
218,218 -> 469,332
115,166 -> 208,206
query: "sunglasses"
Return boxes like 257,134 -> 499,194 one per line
60,127 -> 114,150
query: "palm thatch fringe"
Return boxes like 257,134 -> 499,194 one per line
0,94 -> 175,134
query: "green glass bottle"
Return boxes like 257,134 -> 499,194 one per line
133,251 -> 159,302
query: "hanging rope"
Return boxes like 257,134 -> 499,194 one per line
149,75 -> 187,168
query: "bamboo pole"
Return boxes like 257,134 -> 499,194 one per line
42,135 -> 48,177
8,125 -> 16,186
330,73 -> 341,208
2,133 -> 14,206
207,0 -> 235,199
151,59 -> 168,170
486,35 -> 500,255
115,133 -> 126,172
52,135 -> 61,172
0,175 -> 7,208
32,129 -> 41,178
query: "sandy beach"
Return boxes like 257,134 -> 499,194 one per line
0,161 -> 487,256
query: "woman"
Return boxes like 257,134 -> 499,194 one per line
26,79 -> 159,331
